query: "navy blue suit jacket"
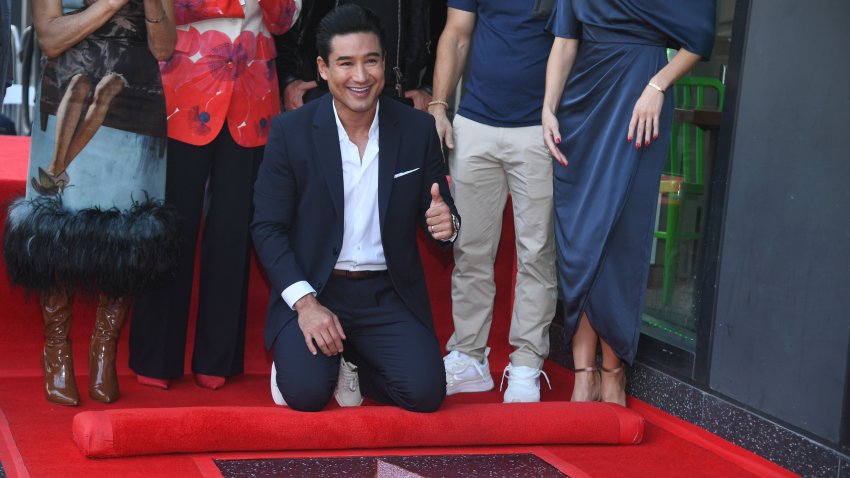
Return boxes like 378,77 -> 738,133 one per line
252,94 -> 458,349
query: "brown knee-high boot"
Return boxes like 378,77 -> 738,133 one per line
89,294 -> 129,403
41,290 -> 79,406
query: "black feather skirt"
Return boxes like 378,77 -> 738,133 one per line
3,196 -> 180,297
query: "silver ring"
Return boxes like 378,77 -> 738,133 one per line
430,225 -> 435,233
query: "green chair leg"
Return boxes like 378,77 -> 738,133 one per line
662,194 -> 682,305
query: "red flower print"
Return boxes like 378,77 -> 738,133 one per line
162,83 -> 179,117
228,89 -> 279,145
260,0 -> 297,35
160,53 -> 192,89
194,30 -> 258,87
233,53 -> 274,103
160,27 -> 201,89
251,91 -> 279,139
174,0 -> 244,25
167,78 -> 229,145
158,19 -> 282,147
255,33 -> 276,62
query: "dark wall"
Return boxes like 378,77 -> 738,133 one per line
710,0 -> 850,445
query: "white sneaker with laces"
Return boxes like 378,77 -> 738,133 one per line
500,363 -> 552,403
270,362 -> 287,406
444,348 -> 494,395
334,357 -> 363,407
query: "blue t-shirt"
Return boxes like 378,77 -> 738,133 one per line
448,0 -> 553,127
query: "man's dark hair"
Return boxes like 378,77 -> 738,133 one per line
316,4 -> 386,63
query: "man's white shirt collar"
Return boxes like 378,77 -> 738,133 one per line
331,100 -> 380,144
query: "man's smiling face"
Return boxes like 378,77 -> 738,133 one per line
317,32 -> 386,120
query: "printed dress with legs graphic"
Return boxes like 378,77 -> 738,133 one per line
3,0 -> 179,406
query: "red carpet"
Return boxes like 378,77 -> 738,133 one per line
0,137 -> 795,477
73,402 -> 644,457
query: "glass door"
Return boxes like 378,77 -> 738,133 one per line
638,0 -> 738,379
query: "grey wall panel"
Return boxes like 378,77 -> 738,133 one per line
710,0 -> 850,444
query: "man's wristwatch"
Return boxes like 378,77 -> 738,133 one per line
448,214 -> 460,242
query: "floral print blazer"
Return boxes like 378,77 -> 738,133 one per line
161,0 -> 299,147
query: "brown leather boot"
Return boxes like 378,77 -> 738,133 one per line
89,294 -> 129,403
41,290 -> 79,406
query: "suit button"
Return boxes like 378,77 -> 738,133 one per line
317,282 -> 323,290
332,247 -> 339,256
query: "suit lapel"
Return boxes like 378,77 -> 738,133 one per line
312,95 -> 344,220
378,99 -> 401,228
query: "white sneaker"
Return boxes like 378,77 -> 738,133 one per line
444,348 -> 494,395
270,362 -> 287,406
334,357 -> 363,407
500,364 -> 552,403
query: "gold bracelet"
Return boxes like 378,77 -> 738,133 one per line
145,11 -> 166,23
648,82 -> 665,93
427,100 -> 449,109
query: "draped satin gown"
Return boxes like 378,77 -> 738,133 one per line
548,0 -> 715,363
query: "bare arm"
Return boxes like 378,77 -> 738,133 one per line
628,49 -> 702,147
542,37 -> 579,167
33,0 -> 129,58
143,0 -> 176,61
427,7 -> 475,150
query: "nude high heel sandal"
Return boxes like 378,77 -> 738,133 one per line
570,367 -> 601,402
601,364 -> 627,406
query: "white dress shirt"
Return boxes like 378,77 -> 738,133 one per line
281,101 -> 386,309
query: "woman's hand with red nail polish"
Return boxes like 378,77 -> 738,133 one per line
543,109 -> 569,167
628,83 -> 664,150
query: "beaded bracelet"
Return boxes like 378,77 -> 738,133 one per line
427,100 -> 450,109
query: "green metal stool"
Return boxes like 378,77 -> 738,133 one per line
655,76 -> 725,305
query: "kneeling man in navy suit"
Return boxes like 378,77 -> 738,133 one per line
252,4 -> 459,412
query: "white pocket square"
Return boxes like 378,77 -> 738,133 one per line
393,168 -> 420,179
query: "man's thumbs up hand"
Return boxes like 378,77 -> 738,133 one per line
425,183 -> 454,241
429,183 -> 444,208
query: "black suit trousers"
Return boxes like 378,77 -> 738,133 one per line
273,274 -> 446,412
129,126 -> 262,378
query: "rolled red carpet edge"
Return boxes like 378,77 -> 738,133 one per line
72,401 -> 644,458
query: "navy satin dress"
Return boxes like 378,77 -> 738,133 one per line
548,0 -> 715,363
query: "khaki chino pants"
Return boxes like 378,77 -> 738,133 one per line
446,114 -> 558,369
